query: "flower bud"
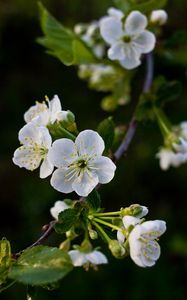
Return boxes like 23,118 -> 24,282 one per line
150,10 -> 168,25
59,239 -> 70,252
121,204 -> 148,218
101,96 -> 117,112
108,240 -> 126,259
88,229 -> 98,240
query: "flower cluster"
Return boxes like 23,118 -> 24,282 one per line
13,96 -> 116,196
50,201 -> 166,268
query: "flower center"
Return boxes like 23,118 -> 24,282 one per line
77,159 -> 87,169
123,35 -> 131,43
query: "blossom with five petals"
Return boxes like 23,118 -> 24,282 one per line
100,8 -> 156,69
128,220 -> 166,267
48,129 -> 116,197
68,249 -> 108,267
13,122 -> 53,178
24,95 -> 72,126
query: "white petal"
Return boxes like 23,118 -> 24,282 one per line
13,146 -> 41,171
119,47 -> 141,70
125,11 -> 147,36
56,111 -> 70,122
75,130 -> 105,158
50,168 -> 74,194
39,127 -> 52,149
100,16 -> 123,45
108,7 -> 124,20
68,250 -> 87,267
150,10 -> 168,25
48,139 -> 78,168
134,31 -> 156,54
117,230 -> 125,243
72,170 -> 99,197
40,157 -> 54,179
136,206 -> 149,218
180,122 -> 187,137
92,156 -> 116,184
156,148 -> 173,170
86,250 -> 108,265
108,42 -> 126,60
122,216 -> 140,229
141,220 -> 166,237
48,95 -> 62,124
50,200 -> 70,220
24,102 -> 48,125
18,122 -> 42,145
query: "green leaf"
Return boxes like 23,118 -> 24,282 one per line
9,246 -> 73,285
135,93 -> 156,121
0,238 -> 12,286
55,208 -> 79,234
97,117 -> 115,153
86,190 -> 101,211
114,0 -> 167,13
156,79 -> 182,107
38,2 -> 96,66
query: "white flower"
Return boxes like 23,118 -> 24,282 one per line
48,129 -> 116,197
157,122 -> 187,170
150,10 -> 168,25
100,9 -> 156,69
68,249 -> 108,267
24,95 -> 71,126
128,220 -> 166,267
13,122 -> 54,178
50,200 -> 70,220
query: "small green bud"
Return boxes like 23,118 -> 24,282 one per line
121,204 -> 148,218
101,96 -> 118,112
88,229 -> 98,240
59,239 -> 70,252
109,240 -> 126,259
0,238 -> 11,267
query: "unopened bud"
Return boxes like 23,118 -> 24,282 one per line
59,239 -> 70,252
89,229 -> 98,240
109,240 -> 126,259
150,10 -> 168,26
101,96 -> 117,112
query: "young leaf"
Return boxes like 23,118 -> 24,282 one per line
38,2 -> 96,66
9,246 -> 73,285
55,208 -> 79,234
86,190 -> 101,211
156,80 -> 182,107
97,117 -> 115,153
135,93 -> 155,121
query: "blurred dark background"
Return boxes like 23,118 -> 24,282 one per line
0,0 -> 187,299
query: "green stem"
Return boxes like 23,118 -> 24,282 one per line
93,211 -> 121,217
93,217 -> 121,231
92,220 -> 111,243
154,107 -> 172,138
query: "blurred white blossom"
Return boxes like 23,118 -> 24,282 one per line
69,249 -> 108,267
157,122 -> 187,170
100,9 -> 156,69
150,10 -> 168,25
50,200 -> 70,220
